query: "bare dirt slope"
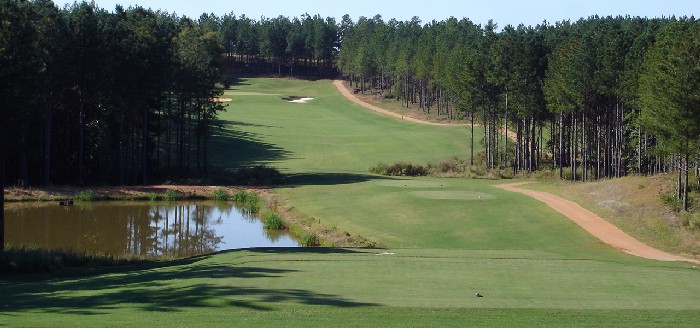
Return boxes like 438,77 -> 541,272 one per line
497,181 -> 700,264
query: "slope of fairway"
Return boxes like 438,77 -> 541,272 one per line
3,78 -> 699,326
209,78 -> 471,173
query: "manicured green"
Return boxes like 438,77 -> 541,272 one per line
3,78 -> 699,326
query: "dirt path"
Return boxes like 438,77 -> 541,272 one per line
496,182 -> 700,264
333,80 -> 518,141
333,80 -> 456,126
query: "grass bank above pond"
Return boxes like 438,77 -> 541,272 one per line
2,248 -> 699,326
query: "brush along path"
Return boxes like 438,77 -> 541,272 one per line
497,181 -> 700,264
333,80 -> 518,141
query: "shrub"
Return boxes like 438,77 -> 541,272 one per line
301,234 -> 320,247
233,191 -> 261,214
74,190 -> 97,202
368,162 -> 390,175
211,188 -> 230,201
233,189 -> 248,203
686,212 -> 700,230
369,161 -> 428,176
263,212 -> 284,230
148,192 -> 158,202
660,193 -> 683,212
161,190 -> 179,201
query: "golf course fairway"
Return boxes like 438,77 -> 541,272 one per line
2,78 -> 699,327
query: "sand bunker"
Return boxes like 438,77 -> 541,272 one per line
288,97 -> 314,103
282,96 -> 314,103
212,97 -> 233,102
410,191 -> 495,200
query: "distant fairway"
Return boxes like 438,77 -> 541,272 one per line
210,78 -> 470,173
2,78 -> 699,326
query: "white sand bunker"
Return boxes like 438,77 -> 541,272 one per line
212,97 -> 233,102
283,96 -> 314,103
410,191 -> 495,200
375,180 -> 448,188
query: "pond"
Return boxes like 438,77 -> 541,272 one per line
4,201 -> 298,258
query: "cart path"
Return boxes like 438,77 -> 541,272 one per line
333,80 -> 455,126
333,80 -> 519,141
496,182 -> 700,264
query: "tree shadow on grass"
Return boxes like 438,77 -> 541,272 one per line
0,248 -> 377,315
208,120 -> 295,168
280,172 -> 389,188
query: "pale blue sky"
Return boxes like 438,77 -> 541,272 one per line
56,0 -> 697,27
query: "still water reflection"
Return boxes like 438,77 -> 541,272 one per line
5,201 -> 298,258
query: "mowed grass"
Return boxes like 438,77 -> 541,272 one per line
2,249 -> 698,327
3,78 -> 699,326
209,78 -> 470,173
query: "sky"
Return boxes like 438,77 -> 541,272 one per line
54,0 -> 698,28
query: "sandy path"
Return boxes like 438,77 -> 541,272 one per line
496,182 -> 700,264
333,80 -> 459,126
333,80 -> 518,141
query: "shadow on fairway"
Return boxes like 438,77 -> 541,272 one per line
230,247 -> 372,255
281,172 -> 388,188
0,249 -> 377,314
208,120 -> 294,168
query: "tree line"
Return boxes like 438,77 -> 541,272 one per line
1,0 -> 225,189
337,15 -> 700,210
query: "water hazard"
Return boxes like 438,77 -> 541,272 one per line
4,201 -> 298,258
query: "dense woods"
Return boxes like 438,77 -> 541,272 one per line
2,1 -> 699,250
337,15 -> 700,210
0,0 -> 226,188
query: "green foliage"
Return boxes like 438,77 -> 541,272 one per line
369,158 -> 514,179
211,188 -> 230,201
368,162 -> 427,176
232,189 -> 248,203
300,234 -> 320,247
660,193 -> 683,212
687,212 -> 700,230
74,190 -> 97,202
161,190 -> 179,202
148,192 -> 158,202
262,212 -> 284,230
232,190 -> 261,214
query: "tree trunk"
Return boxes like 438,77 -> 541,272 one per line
78,89 -> 85,186
0,159 -> 4,251
558,114 -> 563,179
683,153 -> 689,211
44,95 -> 52,186
470,109 -> 474,166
